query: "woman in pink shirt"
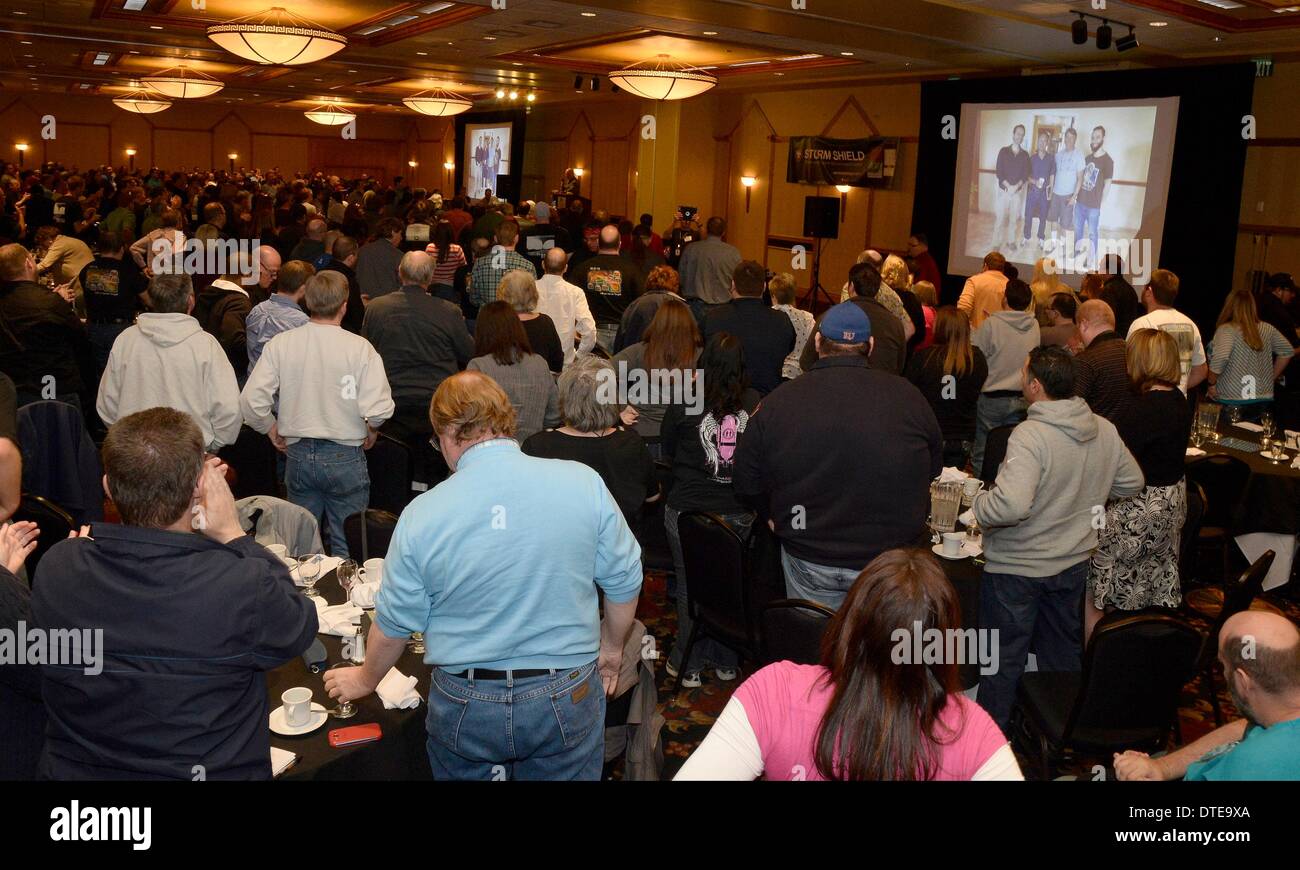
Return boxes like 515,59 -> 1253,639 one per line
676,548 -> 1023,780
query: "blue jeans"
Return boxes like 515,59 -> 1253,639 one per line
285,438 -> 369,557
426,662 -> 605,780
665,506 -> 754,673
1023,185 -> 1049,241
780,547 -> 863,610
1073,205 -> 1101,267
976,560 -> 1088,732
972,394 -> 1027,480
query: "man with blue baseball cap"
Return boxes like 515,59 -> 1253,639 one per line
733,301 -> 943,609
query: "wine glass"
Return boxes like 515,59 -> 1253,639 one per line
298,555 -> 322,598
326,662 -> 358,719
336,559 -> 359,600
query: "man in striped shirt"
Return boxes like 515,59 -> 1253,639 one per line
469,220 -> 536,308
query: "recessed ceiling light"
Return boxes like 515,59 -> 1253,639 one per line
841,51 -> 854,56
26,64 -> 35,69
20,40 -> 32,44
774,72 -> 784,76
1148,21 -> 1168,27
348,69 -> 357,73
1213,35 -> 1223,41
703,31 -> 718,35
358,25 -> 386,36
580,11 -> 596,16
123,0 -> 147,9
416,51 -> 428,55
1273,5 -> 1300,11
1197,0 -> 1243,7
13,9 -> 26,14
129,49 -> 140,54
484,36 -> 496,40
149,25 -> 163,30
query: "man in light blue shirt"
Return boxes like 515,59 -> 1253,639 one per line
325,370 -> 642,780
1115,610 -> 1300,781
245,259 -> 312,370
1046,128 -> 1085,257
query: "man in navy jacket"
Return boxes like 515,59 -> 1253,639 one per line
33,406 -> 317,780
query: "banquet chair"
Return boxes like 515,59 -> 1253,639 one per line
674,510 -> 760,692
343,509 -> 400,562
746,520 -> 788,611
636,460 -> 675,576
218,425 -> 280,500
1189,549 -> 1274,726
16,400 -> 104,526
1011,608 -> 1202,780
1177,480 -> 1207,590
760,598 -> 835,666
1184,454 -> 1251,585
979,425 -> 1017,483
365,433 -> 414,515
12,493 -> 75,583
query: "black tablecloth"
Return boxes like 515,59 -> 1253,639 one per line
267,570 -> 432,781
1193,423 -> 1300,536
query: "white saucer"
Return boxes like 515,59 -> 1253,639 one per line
1260,449 -> 1289,461
269,702 -> 328,736
932,541 -> 982,561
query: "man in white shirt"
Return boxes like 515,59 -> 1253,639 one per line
536,248 -> 596,368
97,273 -> 242,453
1127,268 -> 1207,392
240,271 -> 395,557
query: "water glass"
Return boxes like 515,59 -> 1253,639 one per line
1260,411 -> 1275,442
298,555 -> 321,598
326,662 -> 357,719
336,559 -> 359,595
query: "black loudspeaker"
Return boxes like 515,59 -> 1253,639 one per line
803,196 -> 840,239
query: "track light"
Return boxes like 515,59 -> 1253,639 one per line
573,74 -> 582,91
590,76 -> 599,91
1095,20 -> 1112,50
1115,28 -> 1139,52
1071,15 -> 1088,45
610,84 -> 620,94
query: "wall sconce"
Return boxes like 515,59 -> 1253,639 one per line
227,152 -> 238,171
15,143 -> 28,167
835,185 -> 850,221
126,148 -> 137,172
444,161 -> 455,171
573,167 -> 585,178
408,160 -> 418,168
741,174 -> 757,212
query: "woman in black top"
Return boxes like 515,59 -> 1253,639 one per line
1087,329 -> 1193,641
497,270 -> 564,373
521,355 -> 657,527
661,332 -> 758,687
904,306 -> 988,470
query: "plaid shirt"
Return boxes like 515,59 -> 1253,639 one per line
469,246 -> 537,308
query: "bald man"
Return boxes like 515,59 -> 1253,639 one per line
1115,611 -> 1300,781
251,244 -> 281,307
567,223 -> 644,328
289,217 -> 329,265
536,247 -> 596,368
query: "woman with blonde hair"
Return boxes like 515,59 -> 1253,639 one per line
1207,287 -> 1295,419
1086,328 -> 1191,641
882,253 -> 925,349
1030,257 -> 1069,322
904,306 -> 988,469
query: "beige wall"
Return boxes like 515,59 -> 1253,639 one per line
1235,60 -> 1300,289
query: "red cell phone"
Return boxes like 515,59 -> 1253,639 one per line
328,723 -> 382,748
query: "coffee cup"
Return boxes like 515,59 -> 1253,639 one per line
941,532 -> 965,558
281,687 -> 313,727
962,478 -> 983,500
363,558 -> 384,585
265,543 -> 288,559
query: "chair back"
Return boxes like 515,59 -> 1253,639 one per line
16,400 -> 103,525
678,511 -> 756,655
1185,455 -> 1251,533
746,521 -> 789,610
218,425 -> 279,499
1179,479 -> 1207,586
1063,609 -> 1203,749
343,509 -> 400,561
13,493 -> 75,581
980,424 -> 1017,482
760,598 -> 834,666
1205,550 -> 1274,653
366,433 -> 413,515
636,460 -> 675,574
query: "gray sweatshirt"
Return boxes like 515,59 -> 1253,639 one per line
972,396 -> 1143,577
96,312 -> 242,451
973,310 -> 1041,392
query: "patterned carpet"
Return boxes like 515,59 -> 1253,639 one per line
636,569 -> 1300,781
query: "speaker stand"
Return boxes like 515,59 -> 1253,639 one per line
801,235 -> 836,312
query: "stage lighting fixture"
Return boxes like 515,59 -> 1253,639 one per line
573,75 -> 582,91
590,76 -> 600,91
1095,21 -> 1112,50
1071,16 -> 1088,45
1115,28 -> 1139,52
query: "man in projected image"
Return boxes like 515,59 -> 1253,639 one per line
993,124 -> 1031,254
1046,127 -> 1083,257
1073,125 -> 1114,271
1022,131 -> 1054,251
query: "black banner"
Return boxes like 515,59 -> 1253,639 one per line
787,135 -> 899,188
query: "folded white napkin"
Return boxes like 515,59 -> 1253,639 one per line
937,466 -> 970,484
314,598 -> 362,636
376,668 -> 421,710
270,746 -> 298,777
1291,455 -> 1300,470
1233,421 -> 1264,433
958,508 -> 976,527
349,581 -> 381,609
1186,447 -> 1207,457
290,555 -> 344,587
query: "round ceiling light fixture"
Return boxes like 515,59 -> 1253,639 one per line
304,101 -> 356,125
207,6 -> 347,66
142,65 -> 224,99
608,54 -> 717,100
112,82 -> 173,114
402,88 -> 473,116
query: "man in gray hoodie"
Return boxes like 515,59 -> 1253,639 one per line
97,273 -> 242,453
971,278 -> 1040,477
970,345 -> 1144,730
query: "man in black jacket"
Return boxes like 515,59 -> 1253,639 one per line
32,407 -> 316,779
321,235 -> 366,334
799,261 -> 906,375
734,302 -> 942,609
0,243 -> 91,407
703,260 -> 795,395
193,266 -> 253,383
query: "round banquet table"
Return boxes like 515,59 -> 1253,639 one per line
267,570 -> 433,781
1192,421 -> 1300,536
